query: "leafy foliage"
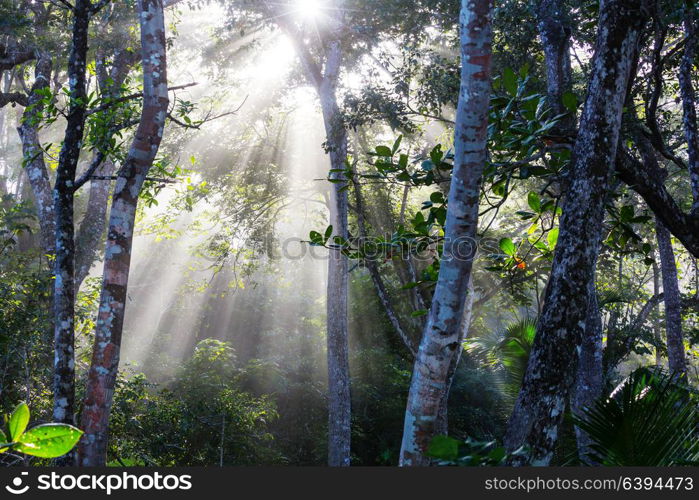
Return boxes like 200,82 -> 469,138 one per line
0,403 -> 82,458
575,368 -> 699,466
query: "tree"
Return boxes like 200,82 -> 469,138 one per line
79,0 -> 170,466
504,0 -> 650,465
399,0 -> 494,466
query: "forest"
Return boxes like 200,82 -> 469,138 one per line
0,0 -> 697,468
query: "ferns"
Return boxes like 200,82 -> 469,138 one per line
575,367 -> 699,465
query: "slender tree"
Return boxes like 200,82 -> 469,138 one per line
399,0 -> 494,466
79,0 -> 170,466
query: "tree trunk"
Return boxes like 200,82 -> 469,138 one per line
504,0 -> 647,465
652,260 -> 663,366
678,3 -> 699,213
74,160 -> 115,290
571,273 -> 603,462
74,49 -> 138,291
535,0 -> 574,131
51,0 -> 90,437
434,279 -> 474,437
318,42 -> 351,467
399,0 -> 494,466
655,219 -> 687,376
79,0 -> 169,466
17,54 -> 54,255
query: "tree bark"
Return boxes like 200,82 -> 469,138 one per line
535,0 -> 574,131
79,0 -> 169,466
399,0 -> 494,466
52,0 -> 91,442
678,3 -> 699,213
318,42 -> 351,468
652,260 -> 662,366
655,220 -> 687,376
17,54 -> 55,255
74,49 -> 139,291
504,0 -> 647,465
616,150 -> 699,258
434,279 -> 474,437
276,7 -> 352,465
570,273 -> 603,462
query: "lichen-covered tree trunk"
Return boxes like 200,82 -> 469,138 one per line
678,3 -> 699,213
655,220 -> 687,376
535,0 -> 574,132
17,54 -> 54,255
79,0 -> 169,466
75,50 -> 138,291
399,0 -> 494,466
52,0 -> 91,437
318,41 -> 351,467
504,0 -> 647,465
571,273 -> 603,462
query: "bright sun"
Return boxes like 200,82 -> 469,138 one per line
294,0 -> 324,21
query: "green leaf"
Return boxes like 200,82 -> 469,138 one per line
391,136 -> 403,154
503,68 -> 517,96
411,309 -> 428,317
9,403 -> 29,441
15,424 -> 83,458
547,227 -> 559,248
324,225 -> 334,240
309,231 -> 323,245
619,205 -> 634,222
562,91 -> 578,112
375,145 -> 392,157
426,435 -> 460,461
430,192 -> 444,204
499,237 -> 516,256
0,429 -> 8,453
527,191 -> 541,212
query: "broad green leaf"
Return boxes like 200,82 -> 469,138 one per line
426,435 -> 460,461
503,67 -> 517,96
547,227 -> 559,248
619,205 -> 634,222
527,191 -> 541,212
499,237 -> 516,256
430,192 -> 444,204
309,231 -> 323,245
562,91 -> 578,112
9,403 -> 29,441
324,225 -> 334,240
15,424 -> 83,458
375,145 -> 392,157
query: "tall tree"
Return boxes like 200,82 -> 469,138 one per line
678,1 -> 699,213
655,219 -> 687,376
52,0 -> 92,437
79,0 -> 170,466
399,0 -> 494,466
264,2 -> 352,466
504,0 -> 649,464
